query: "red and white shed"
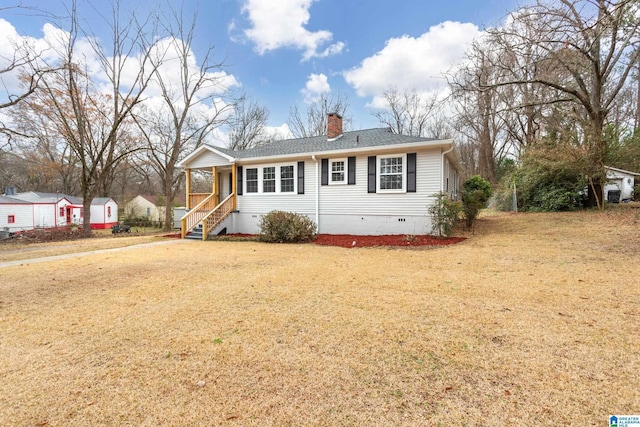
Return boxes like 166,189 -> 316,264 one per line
90,197 -> 119,229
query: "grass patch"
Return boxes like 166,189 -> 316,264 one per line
0,208 -> 638,425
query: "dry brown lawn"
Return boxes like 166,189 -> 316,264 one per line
1,208 -> 639,426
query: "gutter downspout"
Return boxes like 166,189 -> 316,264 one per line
441,143 -> 455,194
312,155 -> 319,233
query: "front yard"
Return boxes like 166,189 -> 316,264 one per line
0,208 -> 638,426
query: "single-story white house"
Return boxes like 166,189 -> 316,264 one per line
605,166 -> 638,202
177,113 -> 461,239
124,195 -> 165,223
0,191 -> 118,231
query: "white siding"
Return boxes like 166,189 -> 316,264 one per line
230,149 -> 446,235
0,204 -> 34,231
33,204 -> 55,228
314,151 -> 441,235
90,200 -> 118,225
235,160 -> 317,234
189,151 -> 232,169
91,203 -> 105,223
319,151 -> 441,216
605,170 -> 636,201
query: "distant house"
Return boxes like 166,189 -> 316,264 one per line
0,191 -> 118,231
90,197 -> 119,229
176,113 -> 461,240
605,166 -> 639,202
124,194 -> 185,226
124,195 -> 165,224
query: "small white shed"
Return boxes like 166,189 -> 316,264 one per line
605,166 -> 639,202
90,197 -> 119,229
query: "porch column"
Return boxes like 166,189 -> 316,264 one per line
212,166 -> 218,205
185,169 -> 192,209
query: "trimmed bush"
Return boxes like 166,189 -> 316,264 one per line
259,210 -> 317,243
461,175 -> 493,228
429,192 -> 461,237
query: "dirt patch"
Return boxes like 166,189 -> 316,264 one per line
0,208 -> 639,426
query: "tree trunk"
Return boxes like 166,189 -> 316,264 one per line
162,166 -> 176,232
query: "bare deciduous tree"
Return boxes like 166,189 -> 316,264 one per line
32,0 -> 160,234
228,94 -> 271,150
133,8 -> 235,231
288,93 -> 350,138
483,0 -> 640,207
0,5 -> 54,148
372,87 -> 443,137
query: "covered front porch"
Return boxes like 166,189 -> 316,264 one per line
181,163 -> 238,240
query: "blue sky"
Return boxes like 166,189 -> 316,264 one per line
1,0 -> 522,142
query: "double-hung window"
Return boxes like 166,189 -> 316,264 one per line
263,167 -> 276,193
379,155 -> 405,191
280,165 -> 294,192
245,164 -> 296,194
246,168 -> 258,193
330,159 -> 346,184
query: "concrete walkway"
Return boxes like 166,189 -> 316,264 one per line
0,239 -> 187,269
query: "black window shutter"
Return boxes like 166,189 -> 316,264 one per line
347,156 -> 356,185
236,166 -> 243,196
367,156 -> 376,193
321,159 -> 329,185
407,153 -> 417,192
297,161 -> 305,194
228,172 -> 233,195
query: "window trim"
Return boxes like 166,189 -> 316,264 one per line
377,154 -> 407,193
280,164 -> 295,193
262,166 -> 276,193
245,167 -> 259,193
244,163 -> 297,194
329,158 -> 347,185
8,214 -> 15,224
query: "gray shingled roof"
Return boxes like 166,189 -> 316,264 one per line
211,128 -> 441,159
92,197 -> 115,205
0,195 -> 31,204
9,192 -> 81,204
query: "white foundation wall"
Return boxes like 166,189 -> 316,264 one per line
318,213 -> 431,235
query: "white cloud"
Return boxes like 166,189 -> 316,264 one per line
0,18 -> 238,115
264,123 -> 293,140
343,21 -> 481,104
241,0 -> 344,61
302,73 -> 330,103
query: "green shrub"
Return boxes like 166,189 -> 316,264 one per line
461,176 -> 492,228
429,192 -> 461,237
506,143 -> 587,212
259,210 -> 317,243
463,175 -> 493,202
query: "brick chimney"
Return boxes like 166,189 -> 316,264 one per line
327,113 -> 343,139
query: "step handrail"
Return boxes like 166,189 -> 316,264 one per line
201,193 -> 235,240
180,193 -> 218,239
